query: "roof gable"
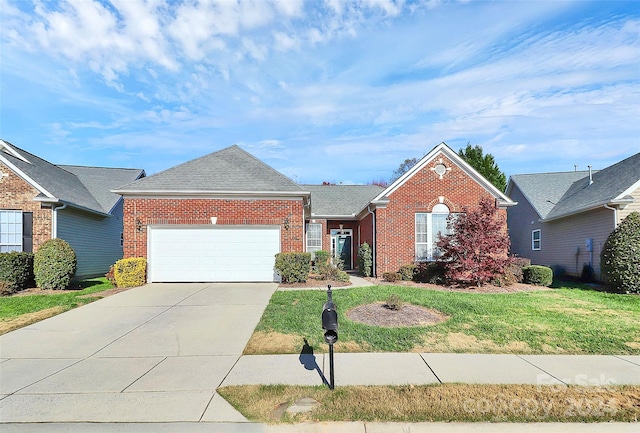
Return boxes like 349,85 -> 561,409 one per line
1,139 -> 143,215
115,145 -> 304,195
373,142 -> 514,206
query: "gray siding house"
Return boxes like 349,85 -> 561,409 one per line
506,153 -> 640,279
0,140 -> 145,279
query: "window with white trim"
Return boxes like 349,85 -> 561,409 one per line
532,229 -> 541,250
416,204 -> 452,261
0,210 -> 23,253
306,223 -> 322,255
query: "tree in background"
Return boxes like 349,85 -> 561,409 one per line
458,143 -> 507,192
389,157 -> 418,183
437,197 -> 512,286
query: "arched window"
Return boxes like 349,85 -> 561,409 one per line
415,204 -> 453,261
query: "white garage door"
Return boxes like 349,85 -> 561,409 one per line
148,225 -> 281,282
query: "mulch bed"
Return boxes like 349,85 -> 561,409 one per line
347,302 -> 449,327
364,278 -> 547,293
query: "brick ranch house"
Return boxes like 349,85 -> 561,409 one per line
114,142 -> 515,283
0,139 -> 144,279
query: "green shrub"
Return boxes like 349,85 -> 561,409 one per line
0,252 -> 34,294
384,293 -> 404,311
398,264 -> 417,281
316,261 -> 350,283
357,243 -> 373,277
601,211 -> 640,293
114,258 -> 146,288
275,252 -> 311,283
415,262 -> 447,284
523,265 -> 553,287
314,250 -> 329,266
34,238 -> 77,290
383,272 -> 401,282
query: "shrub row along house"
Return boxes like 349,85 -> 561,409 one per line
112,142 -> 515,282
4,137 -> 637,285
0,140 -> 144,279
506,153 -> 640,280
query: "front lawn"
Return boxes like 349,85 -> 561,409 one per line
245,285 -> 640,355
0,278 -> 116,334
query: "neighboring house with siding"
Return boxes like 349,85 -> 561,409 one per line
0,139 -> 145,279
115,142 -> 515,282
506,152 -> 640,279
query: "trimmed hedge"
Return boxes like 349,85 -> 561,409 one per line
357,243 -> 373,277
398,264 -> 417,281
34,238 -> 77,289
523,265 -> 553,287
114,257 -> 147,288
0,252 -> 34,294
275,252 -> 311,283
601,211 -> 640,293
383,272 -> 401,282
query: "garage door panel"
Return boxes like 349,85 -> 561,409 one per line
148,226 -> 280,282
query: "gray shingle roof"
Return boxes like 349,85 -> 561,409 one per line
304,184 -> 385,217
59,165 -> 145,213
1,140 -> 144,215
509,152 -> 640,220
116,145 -> 303,194
508,171 -> 592,218
546,153 -> 640,220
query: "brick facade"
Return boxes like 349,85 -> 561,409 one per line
371,154 -> 504,276
123,197 -> 305,259
0,162 -> 52,252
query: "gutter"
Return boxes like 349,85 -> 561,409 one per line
367,205 -> 377,278
51,203 -> 68,239
603,204 -> 618,230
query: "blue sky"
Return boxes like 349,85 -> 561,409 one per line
1,0 -> 638,186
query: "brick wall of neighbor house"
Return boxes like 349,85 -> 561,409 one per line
375,154 -> 501,276
358,212 -> 375,274
0,162 -> 52,251
123,197 -> 305,259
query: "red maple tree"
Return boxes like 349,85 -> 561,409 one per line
437,197 -> 512,286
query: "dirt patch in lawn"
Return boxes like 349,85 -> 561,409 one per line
278,279 -> 351,290
347,302 -> 449,328
11,286 -> 132,298
0,306 -> 68,335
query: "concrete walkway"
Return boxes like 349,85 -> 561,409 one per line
1,278 -> 639,432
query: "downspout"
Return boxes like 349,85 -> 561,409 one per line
51,203 -> 68,239
367,205 -> 376,277
603,204 -> 618,230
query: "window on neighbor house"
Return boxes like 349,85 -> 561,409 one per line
532,229 -> 541,251
0,210 -> 22,253
306,223 -> 322,255
416,204 -> 452,261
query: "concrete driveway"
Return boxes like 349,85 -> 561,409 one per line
0,283 -> 277,423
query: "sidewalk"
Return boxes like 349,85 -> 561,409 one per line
223,352 -> 640,387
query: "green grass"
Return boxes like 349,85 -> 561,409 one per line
0,278 -> 115,321
251,285 -> 640,355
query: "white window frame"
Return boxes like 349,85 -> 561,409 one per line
532,229 -> 541,251
416,205 -> 452,261
0,210 -> 23,253
306,223 -> 322,254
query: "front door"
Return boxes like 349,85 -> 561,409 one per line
331,229 -> 352,270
